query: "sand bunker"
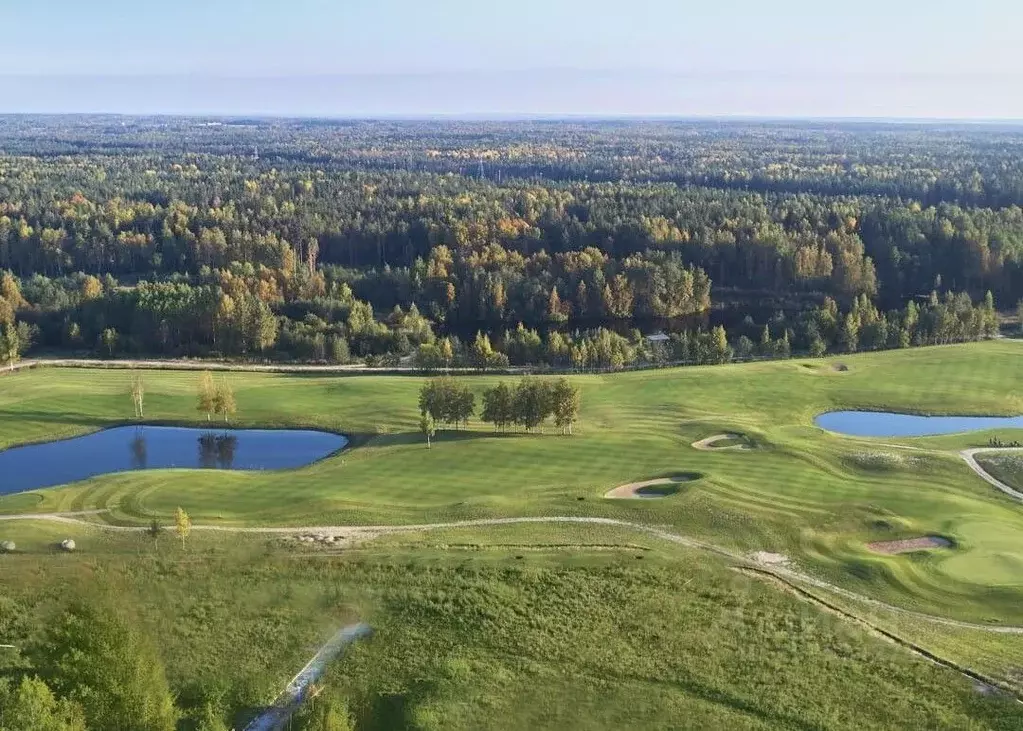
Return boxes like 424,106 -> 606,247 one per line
691,434 -> 752,451
604,477 -> 688,499
868,536 -> 954,554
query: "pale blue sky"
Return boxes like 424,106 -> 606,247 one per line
0,0 -> 1020,116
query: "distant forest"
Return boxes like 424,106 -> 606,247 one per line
1,117 -> 1020,369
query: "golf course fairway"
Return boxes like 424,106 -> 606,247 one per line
2,340 -> 1023,729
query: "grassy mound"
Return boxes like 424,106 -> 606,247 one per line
976,453 -> 1023,492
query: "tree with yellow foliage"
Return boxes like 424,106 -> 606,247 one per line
197,371 -> 216,421
175,507 -> 191,549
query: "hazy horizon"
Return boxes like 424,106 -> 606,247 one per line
2,0 -> 1021,118
3,70 -> 1022,119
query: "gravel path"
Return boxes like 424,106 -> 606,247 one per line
7,358 -> 509,375
5,512 -> 1022,634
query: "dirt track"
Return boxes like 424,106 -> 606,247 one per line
7,357 -> 432,375
5,511 -> 1021,635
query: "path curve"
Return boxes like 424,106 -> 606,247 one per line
960,448 -> 1023,502
5,512 -> 1022,634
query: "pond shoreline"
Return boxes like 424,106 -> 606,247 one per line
816,410 -> 1023,438
0,425 -> 349,496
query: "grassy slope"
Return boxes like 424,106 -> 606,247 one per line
1,522 -> 1020,731
3,343 -> 1023,727
2,343 -> 1023,623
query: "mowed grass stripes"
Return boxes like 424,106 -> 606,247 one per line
1,341 -> 1023,624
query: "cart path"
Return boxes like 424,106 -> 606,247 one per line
960,447 -> 1023,502
4,512 -> 1022,635
849,441 -> 1023,503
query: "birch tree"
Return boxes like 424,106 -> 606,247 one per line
419,411 -> 435,449
130,372 -> 145,419
197,372 -> 215,421
175,507 -> 191,549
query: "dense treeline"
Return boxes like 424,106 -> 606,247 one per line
0,118 -> 1020,368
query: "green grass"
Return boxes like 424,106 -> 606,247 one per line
3,343 -> 1023,727
1,523 -> 1020,730
3,343 -> 1023,622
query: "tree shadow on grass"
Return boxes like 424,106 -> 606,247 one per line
355,683 -> 437,731
0,409 -> 109,431
371,430 -> 529,448
356,692 -> 420,731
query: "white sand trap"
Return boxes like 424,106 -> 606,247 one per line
604,478 -> 680,499
691,434 -> 750,451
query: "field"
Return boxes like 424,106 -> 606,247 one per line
3,341 -> 1023,727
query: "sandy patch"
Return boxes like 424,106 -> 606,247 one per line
604,478 -> 680,499
751,551 -> 790,566
868,536 -> 953,554
290,531 -> 383,548
691,434 -> 751,451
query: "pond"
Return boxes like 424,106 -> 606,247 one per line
815,411 -> 1023,438
0,426 -> 348,495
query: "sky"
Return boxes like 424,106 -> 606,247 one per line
0,0 -> 1020,118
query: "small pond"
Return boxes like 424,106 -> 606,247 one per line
815,411 -> 1023,438
0,426 -> 348,495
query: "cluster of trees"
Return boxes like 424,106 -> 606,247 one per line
417,377 -> 476,432
0,600 -> 246,731
413,326 -> 645,371
1,118 -> 1022,370
196,371 -> 237,423
0,602 -> 181,731
481,378 -> 581,434
417,376 -> 580,445
0,506 -> 251,731
0,272 -> 34,369
722,290 -> 1000,361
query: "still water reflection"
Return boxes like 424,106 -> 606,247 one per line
0,426 -> 347,495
